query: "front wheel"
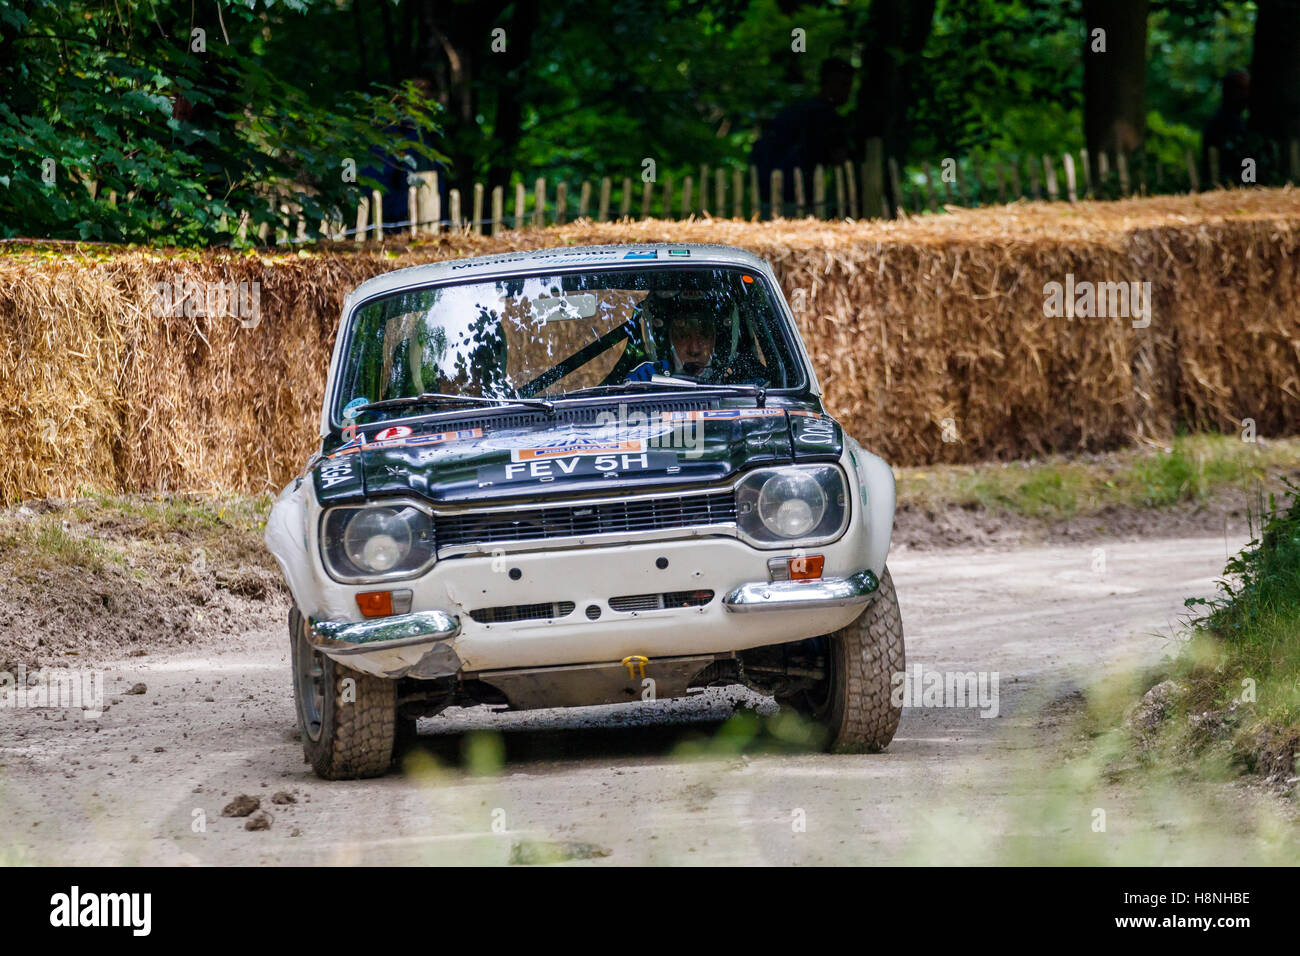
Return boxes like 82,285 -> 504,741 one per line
290,606 -> 398,779
797,567 -> 905,752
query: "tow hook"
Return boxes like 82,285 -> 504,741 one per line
621,655 -> 649,679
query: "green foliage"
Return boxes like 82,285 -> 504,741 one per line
1187,481 -> 1300,644
911,0 -> 1086,159
0,0 -> 1270,245
0,0 -> 445,246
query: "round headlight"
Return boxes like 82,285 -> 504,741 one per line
343,508 -> 412,573
757,471 -> 827,538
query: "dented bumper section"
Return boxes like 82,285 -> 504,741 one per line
309,610 -> 463,679
722,568 -> 879,613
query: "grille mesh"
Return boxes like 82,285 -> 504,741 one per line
436,491 -> 736,550
469,601 -> 576,624
609,590 -> 715,612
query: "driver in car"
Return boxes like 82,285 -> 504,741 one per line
666,310 -> 717,379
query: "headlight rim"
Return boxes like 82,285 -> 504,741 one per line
320,499 -> 438,584
735,464 -> 850,549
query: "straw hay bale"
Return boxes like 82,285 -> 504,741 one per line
0,188 -> 1297,502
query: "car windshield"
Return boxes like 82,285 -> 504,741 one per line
335,265 -> 804,420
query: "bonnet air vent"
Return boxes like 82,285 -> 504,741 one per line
389,397 -> 715,435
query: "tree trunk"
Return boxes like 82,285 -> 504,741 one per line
1083,0 -> 1149,184
852,0 -> 936,161
1248,0 -> 1300,145
851,0 -> 936,215
411,0 -> 516,195
485,1 -> 540,193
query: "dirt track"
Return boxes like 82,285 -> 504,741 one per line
4,534 -> 1297,865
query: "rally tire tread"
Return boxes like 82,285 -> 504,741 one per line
313,663 -> 397,780
827,566 -> 905,752
291,607 -> 397,780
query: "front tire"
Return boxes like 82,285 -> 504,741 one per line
290,606 -> 397,779
799,567 -> 905,752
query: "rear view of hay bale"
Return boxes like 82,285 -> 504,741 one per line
0,188 -> 1297,503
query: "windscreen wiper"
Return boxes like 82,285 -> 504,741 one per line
353,392 -> 555,415
559,378 -> 767,406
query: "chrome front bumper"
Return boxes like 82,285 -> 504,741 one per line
309,610 -> 461,655
722,568 -> 879,613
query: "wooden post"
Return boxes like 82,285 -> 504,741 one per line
833,164 -> 846,218
681,176 -> 693,219
408,183 -> 419,238
491,185 -> 504,236
1185,149 -> 1200,193
1097,151 -> 1110,195
514,181 -> 526,229
1116,152 -> 1130,195
416,171 -> 439,234
862,138 -> 885,218
1079,149 -> 1093,197
448,189 -> 461,232
792,167 -> 805,217
749,166 -> 760,220
887,156 -> 904,217
995,161 -> 1006,205
598,177 -> 611,221
641,179 -> 653,220
1010,159 -> 1023,200
715,168 -> 726,219
969,154 -> 984,206
533,177 -> 546,227
371,188 -> 383,239
619,177 -> 632,219
769,169 -> 782,220
472,182 -> 484,234
662,175 -> 674,220
1207,147 -> 1220,189
354,195 -> 369,244
1063,153 -> 1078,202
578,181 -> 591,219
1043,155 -> 1059,201
554,181 -> 567,225
843,160 -> 858,218
732,168 -> 744,219
699,164 -> 710,216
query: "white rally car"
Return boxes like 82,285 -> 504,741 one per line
265,243 -> 903,778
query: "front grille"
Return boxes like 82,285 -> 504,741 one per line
609,590 -> 715,612
469,601 -> 575,624
436,491 -> 736,550
608,593 -> 662,612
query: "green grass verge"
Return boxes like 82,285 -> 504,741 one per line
896,434 -> 1300,520
0,492 -> 276,583
1086,482 -> 1300,787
